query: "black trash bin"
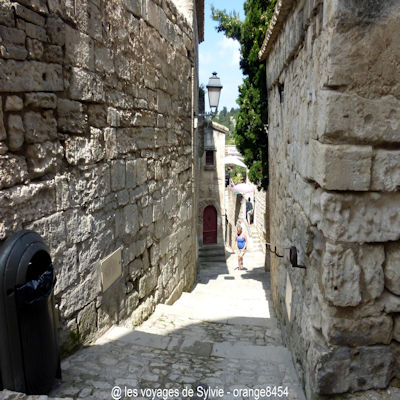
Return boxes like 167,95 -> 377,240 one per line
0,230 -> 61,394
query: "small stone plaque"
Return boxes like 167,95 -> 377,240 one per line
285,272 -> 293,322
100,247 -> 122,292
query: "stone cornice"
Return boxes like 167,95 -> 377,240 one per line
211,121 -> 229,133
258,0 -> 296,61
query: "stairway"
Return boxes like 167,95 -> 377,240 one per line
198,244 -> 226,263
46,248 -> 306,400
3,251 -> 399,400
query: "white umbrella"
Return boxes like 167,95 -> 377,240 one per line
233,183 -> 255,194
224,155 -> 247,169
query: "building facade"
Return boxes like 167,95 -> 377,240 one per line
197,120 -> 227,247
260,0 -> 400,397
0,0 -> 204,353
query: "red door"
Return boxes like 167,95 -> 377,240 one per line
203,206 -> 217,245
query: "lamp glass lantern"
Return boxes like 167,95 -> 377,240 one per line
206,72 -> 223,115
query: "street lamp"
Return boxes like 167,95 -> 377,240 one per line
195,72 -> 223,124
206,72 -> 223,115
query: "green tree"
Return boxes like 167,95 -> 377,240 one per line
212,0 -> 276,189
213,107 -> 239,145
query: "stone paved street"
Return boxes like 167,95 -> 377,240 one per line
47,248 -> 305,400
1,247 -> 399,400
0,247 -> 303,400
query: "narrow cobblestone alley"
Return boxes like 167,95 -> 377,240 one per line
0,246 -> 305,400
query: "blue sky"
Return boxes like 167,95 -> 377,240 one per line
199,0 -> 245,112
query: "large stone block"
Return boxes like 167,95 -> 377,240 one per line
321,314 -> 393,347
24,110 -> 57,143
0,43 -> 27,60
384,243 -> 400,296
13,3 -> 45,26
46,16 -> 65,46
25,92 -> 57,109
65,128 -> 104,165
69,67 -> 104,102
94,45 -> 114,74
5,95 -> 23,111
111,160 -> 126,191
26,141 -> 63,178
104,128 -> 137,159
0,26 -> 27,60
26,37 -> 44,60
0,154 -> 28,189
138,269 -> 158,298
317,92 -> 400,144
394,316 -> 400,343
24,21 -> 48,42
77,302 -> 97,342
64,164 -> 111,207
65,25 -> 94,69
60,268 -> 100,318
65,208 -> 93,244
7,114 -> 25,151
16,0 -> 48,14
322,243 -> 361,307
87,104 -> 107,128
136,158 -> 147,185
311,344 -> 394,395
358,244 -> 385,301
321,242 -> 385,307
57,98 -> 88,134
0,98 -> 5,141
123,0 -> 141,17
0,181 -> 57,237
371,149 -> 400,192
0,60 -> 63,92
307,140 -> 372,190
0,2 -> 15,27
115,203 -> 139,238
323,2 -> 400,98
126,159 -> 137,189
319,192 -> 400,242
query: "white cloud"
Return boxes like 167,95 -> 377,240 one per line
218,37 -> 240,67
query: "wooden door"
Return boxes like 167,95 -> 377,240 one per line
203,206 -> 217,245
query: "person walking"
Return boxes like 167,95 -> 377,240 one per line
246,197 -> 253,224
235,225 -> 247,270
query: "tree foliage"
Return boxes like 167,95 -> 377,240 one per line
213,107 -> 239,145
212,0 -> 276,189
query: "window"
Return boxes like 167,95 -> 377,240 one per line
205,150 -> 214,166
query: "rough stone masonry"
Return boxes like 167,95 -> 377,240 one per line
0,0 -> 201,353
259,0 -> 400,398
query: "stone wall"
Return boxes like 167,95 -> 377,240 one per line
254,187 -> 269,245
260,0 -> 400,397
0,0 -> 199,353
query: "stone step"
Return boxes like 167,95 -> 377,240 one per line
198,244 -> 225,253
189,283 -> 271,301
174,292 -> 271,315
198,255 -> 227,262
156,301 -> 272,327
134,307 -> 282,346
175,292 -> 271,317
96,325 -> 289,363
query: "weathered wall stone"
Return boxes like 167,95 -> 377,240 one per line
0,0 -> 199,352
384,243 -> 400,296
261,0 -> 400,397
